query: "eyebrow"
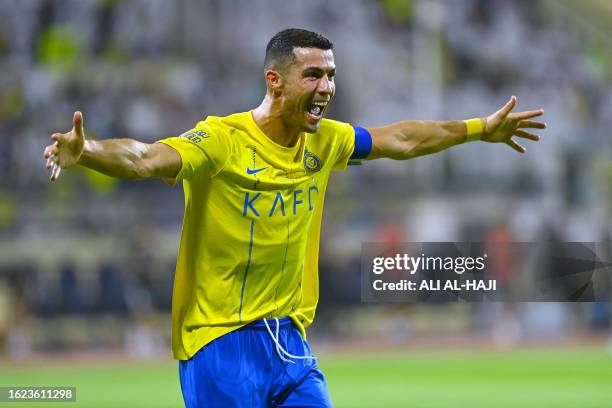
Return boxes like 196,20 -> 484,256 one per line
301,66 -> 336,76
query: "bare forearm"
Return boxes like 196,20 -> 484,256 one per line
78,139 -> 150,179
44,111 -> 182,182
368,119 -> 477,160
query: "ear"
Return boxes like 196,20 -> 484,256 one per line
265,69 -> 283,96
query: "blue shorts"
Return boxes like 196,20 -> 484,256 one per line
178,317 -> 333,407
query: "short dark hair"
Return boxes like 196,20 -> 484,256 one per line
264,28 -> 333,71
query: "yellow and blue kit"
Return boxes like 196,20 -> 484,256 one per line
159,111 -> 371,406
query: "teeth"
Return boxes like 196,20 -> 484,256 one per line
308,101 -> 327,116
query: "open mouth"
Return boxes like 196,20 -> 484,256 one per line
306,101 -> 328,119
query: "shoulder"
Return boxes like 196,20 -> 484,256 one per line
309,119 -> 355,151
204,112 -> 251,132
316,118 -> 353,136
306,118 -> 356,168
194,115 -> 230,134
195,112 -> 253,139
190,114 -> 248,146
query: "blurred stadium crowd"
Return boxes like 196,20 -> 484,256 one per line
0,0 -> 611,358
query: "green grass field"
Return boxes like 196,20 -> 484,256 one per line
1,348 -> 611,407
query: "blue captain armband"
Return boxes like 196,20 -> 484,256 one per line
348,126 -> 372,165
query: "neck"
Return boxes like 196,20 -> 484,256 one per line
252,95 -> 301,147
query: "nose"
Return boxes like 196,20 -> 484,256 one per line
317,75 -> 334,96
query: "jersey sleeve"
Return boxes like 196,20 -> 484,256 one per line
157,120 -> 232,182
331,122 -> 356,171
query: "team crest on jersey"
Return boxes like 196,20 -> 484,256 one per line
180,129 -> 209,144
303,149 -> 322,173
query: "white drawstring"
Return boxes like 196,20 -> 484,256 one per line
263,318 -> 317,364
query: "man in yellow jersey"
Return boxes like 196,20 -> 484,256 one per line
43,28 -> 545,407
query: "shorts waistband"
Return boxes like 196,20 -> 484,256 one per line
241,316 -> 293,331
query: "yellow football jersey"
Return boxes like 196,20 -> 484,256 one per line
158,111 -> 355,360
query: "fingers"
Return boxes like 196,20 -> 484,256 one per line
45,155 -> 59,169
51,132 -> 62,145
514,129 -> 540,142
506,139 -> 526,153
496,95 -> 517,119
73,111 -> 84,137
47,134 -> 63,168
50,163 -> 62,181
43,143 -> 59,160
517,120 -> 546,129
510,109 -> 544,121
44,141 -> 60,171
46,123 -> 72,182
44,136 -> 61,180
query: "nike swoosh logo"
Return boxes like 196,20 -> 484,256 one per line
246,166 -> 269,175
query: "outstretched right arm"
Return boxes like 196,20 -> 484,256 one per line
43,111 -> 181,181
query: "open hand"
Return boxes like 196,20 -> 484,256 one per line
43,111 -> 86,181
482,96 -> 545,153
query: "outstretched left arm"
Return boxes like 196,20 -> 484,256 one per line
365,96 -> 545,160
